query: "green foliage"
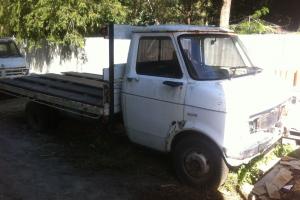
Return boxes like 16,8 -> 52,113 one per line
0,0 -> 222,48
0,1 -> 277,48
221,143 -> 295,196
237,155 -> 264,185
231,7 -> 277,34
237,144 -> 293,185
0,0 -> 127,47
121,0 -> 219,25
252,6 -> 269,19
274,143 -> 294,157
222,172 -> 238,192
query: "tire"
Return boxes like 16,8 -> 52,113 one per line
172,134 -> 228,190
25,102 -> 59,132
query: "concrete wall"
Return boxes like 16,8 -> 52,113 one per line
239,34 -> 300,88
28,37 -> 130,75
28,34 -> 300,76
239,34 -> 300,70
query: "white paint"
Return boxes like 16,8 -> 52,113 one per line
122,33 -> 187,151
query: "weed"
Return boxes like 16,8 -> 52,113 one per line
221,143 -> 295,197
236,144 -> 293,185
274,143 -> 294,157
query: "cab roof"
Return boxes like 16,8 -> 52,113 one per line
113,24 -> 234,39
132,25 -> 233,33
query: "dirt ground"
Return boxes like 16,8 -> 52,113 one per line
0,95 -> 224,200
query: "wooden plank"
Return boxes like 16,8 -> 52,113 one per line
42,73 -> 107,89
282,134 -> 300,142
21,75 -> 102,98
290,130 -> 300,135
0,82 -> 103,118
0,78 -> 102,106
63,72 -> 104,81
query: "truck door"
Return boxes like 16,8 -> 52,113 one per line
122,35 -> 187,151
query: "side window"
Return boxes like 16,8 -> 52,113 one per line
9,42 -> 20,56
136,37 -> 182,79
0,43 -> 8,57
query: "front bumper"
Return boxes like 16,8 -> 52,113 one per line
224,99 -> 291,167
224,130 -> 283,167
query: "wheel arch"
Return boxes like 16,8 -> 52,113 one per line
169,130 -> 225,159
170,129 -> 229,188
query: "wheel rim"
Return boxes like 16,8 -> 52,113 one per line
184,151 -> 210,179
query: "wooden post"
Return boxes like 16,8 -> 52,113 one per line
294,70 -> 299,87
109,23 -> 114,127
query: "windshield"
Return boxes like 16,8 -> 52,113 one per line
0,41 -> 21,58
179,35 -> 260,80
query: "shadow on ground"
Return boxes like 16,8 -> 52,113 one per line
43,116 -> 225,200
0,98 -> 226,200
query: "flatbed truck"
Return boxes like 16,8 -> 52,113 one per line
0,24 -> 291,189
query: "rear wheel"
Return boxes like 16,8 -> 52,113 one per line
172,134 -> 228,189
25,102 -> 59,132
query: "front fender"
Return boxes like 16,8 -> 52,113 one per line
165,119 -> 225,153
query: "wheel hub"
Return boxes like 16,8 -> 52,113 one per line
184,152 -> 210,179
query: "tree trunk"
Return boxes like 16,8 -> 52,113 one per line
219,0 -> 232,28
186,16 -> 191,24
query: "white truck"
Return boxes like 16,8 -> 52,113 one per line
0,25 -> 291,189
0,38 -> 28,78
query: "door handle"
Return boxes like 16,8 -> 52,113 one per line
163,81 -> 183,87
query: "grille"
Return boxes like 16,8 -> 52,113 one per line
256,108 -> 280,130
0,67 -> 29,78
249,105 -> 285,133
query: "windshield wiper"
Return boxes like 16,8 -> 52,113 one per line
230,66 -> 263,72
251,66 -> 263,73
245,66 -> 263,75
228,66 -> 263,78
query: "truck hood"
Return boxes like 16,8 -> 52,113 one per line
185,72 -> 291,117
221,72 -> 291,116
0,57 -> 27,68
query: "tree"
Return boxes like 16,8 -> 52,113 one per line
0,0 -> 127,47
121,0 -> 218,25
0,0 -> 244,48
220,0 -> 232,28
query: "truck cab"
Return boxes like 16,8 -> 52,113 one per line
0,38 -> 28,78
121,25 -> 290,188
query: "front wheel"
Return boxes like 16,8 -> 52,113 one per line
172,135 -> 228,189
